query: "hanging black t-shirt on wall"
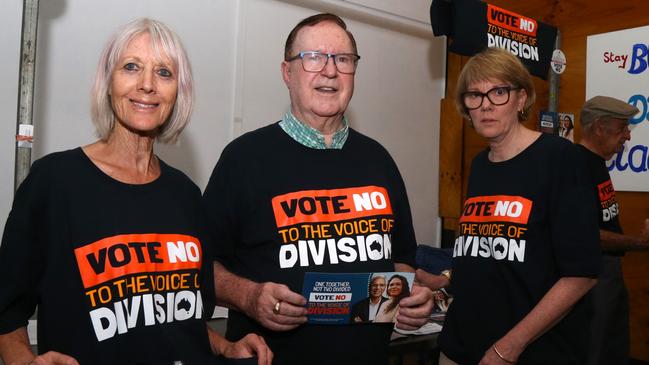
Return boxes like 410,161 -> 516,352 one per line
203,123 -> 417,365
0,148 -> 215,365
430,0 -> 558,79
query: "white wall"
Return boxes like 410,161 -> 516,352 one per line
0,1 -> 22,241
0,0 -> 445,245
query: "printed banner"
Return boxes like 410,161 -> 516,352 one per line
587,24 -> 649,191
454,195 -> 532,263
597,179 -> 620,222
272,186 -> 395,269
429,0 -> 557,79
74,233 -> 205,342
302,272 -> 414,325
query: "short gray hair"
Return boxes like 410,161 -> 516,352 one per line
371,275 -> 386,283
368,274 -> 386,295
90,18 -> 194,144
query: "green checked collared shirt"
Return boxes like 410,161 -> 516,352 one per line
279,109 -> 349,149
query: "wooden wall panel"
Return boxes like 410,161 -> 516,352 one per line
441,0 -> 649,360
439,98 -> 463,220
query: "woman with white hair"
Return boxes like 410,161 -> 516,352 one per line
0,18 -> 271,365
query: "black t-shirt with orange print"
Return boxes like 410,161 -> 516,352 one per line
204,122 -> 417,365
575,144 -> 623,235
0,148 -> 215,365
438,134 -> 600,365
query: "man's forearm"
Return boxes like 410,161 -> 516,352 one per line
213,261 -> 257,314
0,327 -> 35,365
600,229 -> 649,251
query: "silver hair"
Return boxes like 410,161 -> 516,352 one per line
90,18 -> 194,144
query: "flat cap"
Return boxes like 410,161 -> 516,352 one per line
580,95 -> 639,125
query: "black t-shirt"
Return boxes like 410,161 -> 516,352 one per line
203,123 -> 417,365
0,148 -> 215,365
575,144 -> 623,235
438,134 -> 600,364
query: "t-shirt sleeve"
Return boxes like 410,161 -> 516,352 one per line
550,143 -> 601,277
192,191 -> 217,318
385,152 -> 417,268
0,160 -> 49,334
202,143 -> 241,271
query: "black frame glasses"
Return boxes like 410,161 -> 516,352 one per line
461,86 -> 521,110
286,51 -> 361,74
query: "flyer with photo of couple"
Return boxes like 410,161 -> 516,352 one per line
302,272 -> 415,325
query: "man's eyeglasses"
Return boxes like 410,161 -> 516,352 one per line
461,86 -> 521,110
286,51 -> 361,74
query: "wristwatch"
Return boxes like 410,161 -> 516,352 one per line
440,269 -> 452,282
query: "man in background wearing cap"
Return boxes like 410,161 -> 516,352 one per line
577,95 -> 649,365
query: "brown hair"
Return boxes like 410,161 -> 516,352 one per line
284,13 -> 358,60
455,47 -> 535,122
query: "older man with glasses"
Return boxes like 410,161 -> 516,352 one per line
576,96 -> 649,365
203,12 -> 433,365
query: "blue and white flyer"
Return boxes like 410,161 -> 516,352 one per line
302,272 -> 415,325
